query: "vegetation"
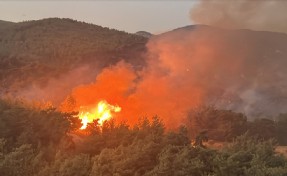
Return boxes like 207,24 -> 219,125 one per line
0,99 -> 286,176
0,18 -> 147,93
187,106 -> 287,145
187,106 -> 247,141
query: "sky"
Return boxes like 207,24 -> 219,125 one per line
0,1 -> 196,34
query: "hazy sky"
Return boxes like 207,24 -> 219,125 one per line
0,1 -> 196,34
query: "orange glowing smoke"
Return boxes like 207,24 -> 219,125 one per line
78,100 -> 121,129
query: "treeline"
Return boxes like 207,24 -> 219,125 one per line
187,106 -> 287,145
0,18 -> 147,92
0,99 -> 286,175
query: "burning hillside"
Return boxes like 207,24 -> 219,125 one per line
59,25 -> 287,129
1,20 -> 287,129
1,2 -> 287,175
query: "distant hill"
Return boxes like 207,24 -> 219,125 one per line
0,20 -> 15,30
152,25 -> 287,118
0,20 -> 15,25
1,18 -> 287,117
0,18 -> 148,95
135,31 -> 153,38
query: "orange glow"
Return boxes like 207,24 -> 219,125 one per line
78,100 -> 121,129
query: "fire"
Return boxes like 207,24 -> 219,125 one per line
78,100 -> 121,129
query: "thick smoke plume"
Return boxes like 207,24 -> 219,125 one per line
62,26 -> 287,128
62,60 -> 203,128
14,64 -> 101,105
190,0 -> 287,34
60,26 -> 287,127
3,1 -> 286,129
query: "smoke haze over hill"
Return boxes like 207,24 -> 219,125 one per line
1,4 -> 287,175
1,18 -> 287,128
190,0 -> 287,34
62,25 -> 287,128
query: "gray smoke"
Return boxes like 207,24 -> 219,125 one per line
13,64 -> 101,106
190,0 -> 287,34
148,26 -> 287,119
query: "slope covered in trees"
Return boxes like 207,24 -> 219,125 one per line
1,19 -> 287,118
0,20 -> 15,30
151,25 -> 287,118
1,19 -> 287,175
0,18 -> 147,95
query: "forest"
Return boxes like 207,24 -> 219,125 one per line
0,18 -> 147,94
0,99 -> 287,176
1,18 -> 287,176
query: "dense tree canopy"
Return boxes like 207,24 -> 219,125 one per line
0,18 -> 147,94
0,99 -> 286,176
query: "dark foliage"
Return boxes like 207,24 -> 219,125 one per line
0,99 -> 286,176
187,106 -> 247,141
276,113 -> 287,145
186,106 -> 287,145
0,18 -> 147,93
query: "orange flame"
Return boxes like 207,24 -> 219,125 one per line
78,100 -> 121,130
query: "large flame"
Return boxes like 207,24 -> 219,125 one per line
78,100 -> 121,130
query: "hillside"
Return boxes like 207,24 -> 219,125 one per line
0,18 -> 147,96
0,20 -> 15,29
135,31 -> 153,38
0,20 -> 287,176
1,20 -> 287,118
150,25 -> 287,118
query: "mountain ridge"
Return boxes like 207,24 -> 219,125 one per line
0,18 -> 148,98
150,24 -> 287,118
1,18 -> 287,118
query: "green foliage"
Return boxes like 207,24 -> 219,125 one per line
187,106 -> 247,141
0,144 -> 37,176
91,140 -> 161,176
0,99 -> 72,149
0,99 -> 286,176
213,134 -> 287,176
276,113 -> 287,145
0,18 -> 147,92
149,134 -> 287,176
147,145 -> 217,176
186,106 -> 286,145
164,126 -> 190,146
247,118 -> 276,140
37,153 -> 92,176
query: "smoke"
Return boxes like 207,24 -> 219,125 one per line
64,60 -> 203,128
62,26 -> 287,128
190,0 -> 287,34
3,1 -> 286,129
13,64 -> 101,105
